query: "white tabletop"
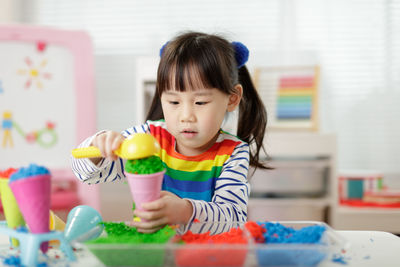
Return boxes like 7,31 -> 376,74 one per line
0,230 -> 399,266
321,231 -> 400,266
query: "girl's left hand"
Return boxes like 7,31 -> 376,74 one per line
132,191 -> 193,233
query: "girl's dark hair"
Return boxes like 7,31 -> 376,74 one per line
146,31 -> 269,170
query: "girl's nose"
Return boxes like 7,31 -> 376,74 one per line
180,104 -> 196,122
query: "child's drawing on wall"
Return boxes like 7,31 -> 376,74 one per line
2,111 -> 13,148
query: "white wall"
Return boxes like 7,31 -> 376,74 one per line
94,54 -> 138,132
0,0 -> 21,22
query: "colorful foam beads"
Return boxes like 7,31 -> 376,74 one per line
179,227 -> 247,244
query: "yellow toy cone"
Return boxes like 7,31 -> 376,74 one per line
49,210 -> 66,246
0,178 -> 25,247
49,210 -> 65,231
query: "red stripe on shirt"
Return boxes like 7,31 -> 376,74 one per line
149,124 -> 241,161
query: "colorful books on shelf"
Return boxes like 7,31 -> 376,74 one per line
363,190 -> 400,205
339,172 -> 400,208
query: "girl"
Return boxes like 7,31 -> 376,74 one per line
71,31 -> 268,234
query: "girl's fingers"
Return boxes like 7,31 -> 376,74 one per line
105,133 -> 116,159
141,191 -> 177,210
140,198 -> 165,211
96,131 -> 119,160
132,217 -> 168,233
159,190 -> 175,197
93,133 -> 107,157
91,131 -> 125,160
111,136 -> 124,151
110,135 -> 124,160
133,208 -> 164,221
136,225 -> 164,233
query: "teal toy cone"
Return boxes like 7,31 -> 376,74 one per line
64,205 -> 103,243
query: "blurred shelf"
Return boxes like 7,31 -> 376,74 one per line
248,132 -> 337,224
337,206 -> 400,215
249,197 -> 331,206
333,206 -> 400,233
248,197 -> 330,222
265,132 -> 337,157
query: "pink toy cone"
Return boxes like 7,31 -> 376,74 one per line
9,174 -> 51,253
125,170 -> 165,214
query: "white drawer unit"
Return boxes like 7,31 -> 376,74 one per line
248,132 -> 337,224
250,157 -> 330,197
248,198 -> 329,222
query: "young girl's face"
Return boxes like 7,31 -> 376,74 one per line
161,87 -> 241,156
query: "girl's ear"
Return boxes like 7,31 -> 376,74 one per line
227,84 -> 243,112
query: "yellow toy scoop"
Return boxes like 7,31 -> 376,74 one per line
71,133 -> 160,160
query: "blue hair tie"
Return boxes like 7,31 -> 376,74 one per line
232,42 -> 249,68
159,41 -> 169,57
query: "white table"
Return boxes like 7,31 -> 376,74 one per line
321,231 -> 400,266
0,231 -> 399,266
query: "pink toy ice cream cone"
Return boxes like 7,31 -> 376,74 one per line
125,170 -> 165,212
0,168 -> 25,247
123,140 -> 165,221
9,164 -> 51,253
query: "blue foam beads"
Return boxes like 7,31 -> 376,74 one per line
9,163 -> 50,183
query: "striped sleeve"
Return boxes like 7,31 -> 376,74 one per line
182,142 -> 250,234
70,123 -> 151,184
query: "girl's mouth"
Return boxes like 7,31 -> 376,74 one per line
181,130 -> 197,138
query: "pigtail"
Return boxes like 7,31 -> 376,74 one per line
146,92 -> 163,121
237,66 -> 270,170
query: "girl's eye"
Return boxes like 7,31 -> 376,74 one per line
195,101 -> 209,105
169,101 -> 179,105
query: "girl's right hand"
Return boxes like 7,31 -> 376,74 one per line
91,130 -> 125,162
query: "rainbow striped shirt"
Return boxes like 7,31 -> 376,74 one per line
71,120 -> 250,234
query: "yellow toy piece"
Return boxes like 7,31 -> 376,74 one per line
71,133 -> 160,160
49,210 -> 66,231
71,146 -> 102,158
0,178 -> 25,247
49,210 -> 66,246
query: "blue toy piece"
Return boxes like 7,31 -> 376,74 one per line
0,221 -> 76,266
0,205 -> 103,266
64,205 -> 103,243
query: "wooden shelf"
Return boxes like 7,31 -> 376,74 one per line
248,197 -> 330,222
333,206 -> 400,233
249,197 -> 331,206
337,206 -> 400,215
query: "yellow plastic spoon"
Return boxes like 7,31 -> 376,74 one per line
71,133 -> 160,160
